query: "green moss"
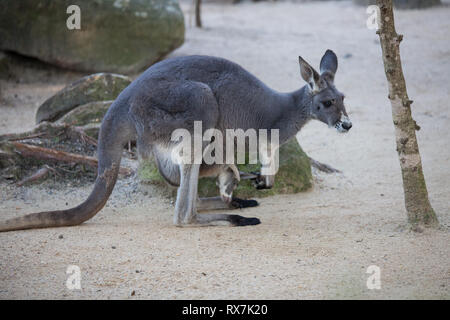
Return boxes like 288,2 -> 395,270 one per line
60,101 -> 113,126
138,159 -> 177,197
138,139 -> 312,199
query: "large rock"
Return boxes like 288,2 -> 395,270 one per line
36,73 -> 131,123
59,100 -> 113,127
58,100 -> 114,138
139,139 -> 312,198
352,0 -> 440,9
0,0 -> 185,73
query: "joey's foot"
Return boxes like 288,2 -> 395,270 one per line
231,197 -> 259,209
229,215 -> 261,226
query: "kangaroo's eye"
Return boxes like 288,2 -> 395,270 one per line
323,100 -> 333,108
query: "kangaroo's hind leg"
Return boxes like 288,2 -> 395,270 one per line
174,161 -> 260,226
174,163 -> 201,225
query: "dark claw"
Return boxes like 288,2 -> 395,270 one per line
231,197 -> 259,209
249,171 -> 273,190
250,171 -> 264,188
229,215 -> 261,226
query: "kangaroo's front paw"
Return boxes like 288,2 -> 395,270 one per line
231,197 -> 259,209
228,215 -> 261,226
251,172 -> 273,190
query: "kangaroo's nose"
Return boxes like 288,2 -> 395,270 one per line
342,122 -> 352,131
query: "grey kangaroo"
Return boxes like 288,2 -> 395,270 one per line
0,50 -> 352,232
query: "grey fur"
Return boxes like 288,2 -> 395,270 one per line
0,50 -> 351,232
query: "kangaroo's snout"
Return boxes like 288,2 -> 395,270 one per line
342,120 -> 352,131
334,116 -> 352,133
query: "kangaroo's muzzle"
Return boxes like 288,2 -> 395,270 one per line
334,116 -> 352,133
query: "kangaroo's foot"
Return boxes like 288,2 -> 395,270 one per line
196,196 -> 259,211
193,213 -> 261,227
230,197 -> 259,209
227,214 -> 261,226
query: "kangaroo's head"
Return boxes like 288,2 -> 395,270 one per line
299,50 -> 352,133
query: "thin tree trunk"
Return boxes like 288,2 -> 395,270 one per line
376,0 -> 438,229
195,0 -> 202,28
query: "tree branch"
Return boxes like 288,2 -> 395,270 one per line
1,141 -> 131,176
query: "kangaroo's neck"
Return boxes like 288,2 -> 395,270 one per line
270,85 -> 313,144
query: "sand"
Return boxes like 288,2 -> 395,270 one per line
0,0 -> 449,299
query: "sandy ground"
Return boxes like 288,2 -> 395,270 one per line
0,1 -> 449,299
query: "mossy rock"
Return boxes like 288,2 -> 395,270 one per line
0,0 -> 185,74
57,100 -> 113,138
36,73 -> 131,123
139,139 -> 312,199
60,100 -> 113,126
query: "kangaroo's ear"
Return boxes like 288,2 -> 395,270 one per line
319,49 -> 338,81
299,56 -> 320,92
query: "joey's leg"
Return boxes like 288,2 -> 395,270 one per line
215,165 -> 259,209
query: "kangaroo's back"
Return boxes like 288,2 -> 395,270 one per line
132,55 -> 289,130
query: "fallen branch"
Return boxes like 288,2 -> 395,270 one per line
17,166 -> 51,186
308,157 -> 341,174
2,142 -> 131,176
70,126 -> 98,146
7,132 -> 46,141
0,122 -> 98,147
0,122 -> 61,142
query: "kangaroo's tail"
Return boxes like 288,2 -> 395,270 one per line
0,100 -> 135,232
